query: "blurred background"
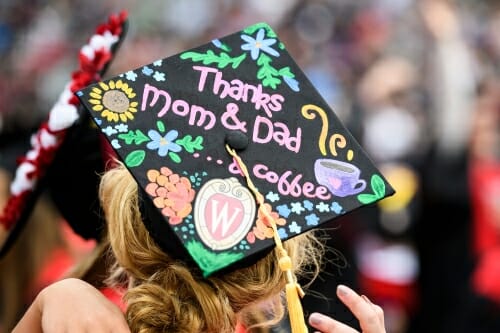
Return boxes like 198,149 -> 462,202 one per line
0,0 -> 499,332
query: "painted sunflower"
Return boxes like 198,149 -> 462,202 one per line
88,79 -> 138,122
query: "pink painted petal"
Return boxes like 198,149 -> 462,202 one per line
144,183 -> 158,196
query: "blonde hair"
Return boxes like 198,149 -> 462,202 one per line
100,164 -> 323,333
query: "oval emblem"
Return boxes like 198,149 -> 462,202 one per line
194,178 -> 256,250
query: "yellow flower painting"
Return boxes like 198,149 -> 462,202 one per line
88,79 -> 138,122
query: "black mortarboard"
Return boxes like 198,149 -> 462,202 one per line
77,22 -> 394,278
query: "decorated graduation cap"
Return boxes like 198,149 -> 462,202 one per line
77,21 -> 395,277
0,12 -> 128,256
77,22 -> 394,332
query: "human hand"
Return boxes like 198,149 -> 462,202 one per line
13,278 -> 130,333
308,284 -> 386,333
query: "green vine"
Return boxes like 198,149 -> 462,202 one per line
257,53 -> 287,89
175,135 -> 204,153
278,66 -> 295,79
243,22 -> 277,38
180,50 -> 246,69
118,130 -> 149,145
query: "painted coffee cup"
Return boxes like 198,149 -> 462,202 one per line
314,159 -> 366,197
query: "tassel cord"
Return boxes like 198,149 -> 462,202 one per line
225,145 -> 308,333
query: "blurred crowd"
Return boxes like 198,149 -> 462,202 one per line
0,0 -> 499,332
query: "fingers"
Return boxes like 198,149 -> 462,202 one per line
360,295 -> 385,328
336,285 -> 385,333
38,279 -> 131,333
307,285 -> 386,333
308,312 -> 358,333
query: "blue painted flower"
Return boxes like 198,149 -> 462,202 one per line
283,75 -> 300,92
330,202 -> 344,214
142,66 -> 153,76
241,28 -> 279,60
305,213 -> 319,226
102,125 -> 117,136
290,202 -> 305,215
110,139 -> 121,149
276,204 -> 291,218
125,71 -> 138,81
278,227 -> 288,239
146,129 -> 182,157
153,71 -> 166,82
115,123 -> 128,133
303,200 -> 314,211
212,39 -> 223,48
289,221 -> 301,234
212,39 -> 231,52
316,202 -> 330,213
266,191 -> 280,202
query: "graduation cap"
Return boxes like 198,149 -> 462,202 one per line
77,22 -> 394,331
77,21 -> 394,276
0,12 -> 128,256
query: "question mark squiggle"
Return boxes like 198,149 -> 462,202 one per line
301,104 -> 353,159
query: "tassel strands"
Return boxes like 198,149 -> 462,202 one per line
226,145 -> 308,333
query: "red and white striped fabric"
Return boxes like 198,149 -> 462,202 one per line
0,11 -> 127,251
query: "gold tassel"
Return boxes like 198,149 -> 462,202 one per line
281,257 -> 308,333
226,145 -> 308,333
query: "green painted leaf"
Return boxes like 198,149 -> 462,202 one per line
169,152 -> 181,163
371,174 -> 386,198
180,51 -> 246,69
118,131 -> 136,145
118,130 -> 149,145
157,120 -> 165,133
186,240 -> 244,277
357,193 -> 378,204
231,54 -> 247,69
176,136 -> 187,147
256,54 -> 282,89
257,53 -> 272,66
176,135 -> 204,153
220,43 -> 231,52
257,66 -> 279,78
192,136 -> 204,149
242,23 -> 276,38
262,77 -> 281,89
278,66 -> 294,78
125,150 -> 145,167
134,130 -> 150,144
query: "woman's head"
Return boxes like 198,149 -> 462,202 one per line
100,163 -> 323,333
